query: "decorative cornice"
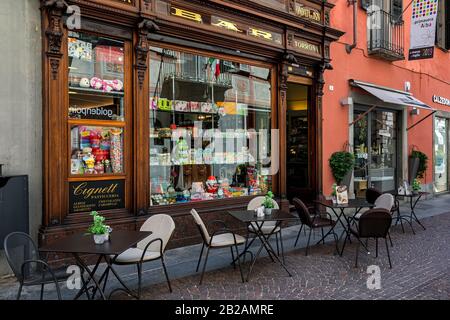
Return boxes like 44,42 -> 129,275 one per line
135,19 -> 159,89
42,0 -> 67,80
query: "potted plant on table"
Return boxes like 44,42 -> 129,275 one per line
262,191 -> 275,215
411,178 -> 421,195
87,211 -> 111,244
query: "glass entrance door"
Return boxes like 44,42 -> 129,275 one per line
434,117 -> 448,193
353,107 -> 399,196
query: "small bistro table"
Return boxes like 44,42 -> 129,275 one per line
40,230 -> 151,300
313,198 -> 374,256
393,191 -> 429,233
228,210 -> 297,282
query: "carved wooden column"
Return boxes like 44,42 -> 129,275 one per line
134,19 -> 159,214
41,0 -> 68,227
278,51 -> 297,210
315,62 -> 331,197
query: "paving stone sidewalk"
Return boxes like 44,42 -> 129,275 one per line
0,194 -> 449,300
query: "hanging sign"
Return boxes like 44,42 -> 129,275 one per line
408,0 -> 439,60
69,180 -> 125,213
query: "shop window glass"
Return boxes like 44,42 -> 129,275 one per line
149,47 -> 273,205
70,126 -> 124,175
68,32 -> 125,121
434,118 -> 448,193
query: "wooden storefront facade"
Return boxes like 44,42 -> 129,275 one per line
39,0 -> 343,253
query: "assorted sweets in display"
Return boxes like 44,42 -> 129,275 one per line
70,127 -> 124,175
148,47 -> 273,206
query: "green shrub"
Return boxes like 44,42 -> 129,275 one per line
329,151 -> 354,185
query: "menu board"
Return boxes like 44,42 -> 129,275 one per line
69,180 -> 125,213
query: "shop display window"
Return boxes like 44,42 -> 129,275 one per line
149,47 -> 273,206
68,32 -> 125,121
70,126 -> 124,175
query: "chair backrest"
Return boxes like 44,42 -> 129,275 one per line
366,188 -> 382,204
190,209 -> 210,244
374,193 -> 394,211
247,196 -> 279,210
3,232 -> 40,280
358,209 -> 392,238
292,198 -> 313,226
138,214 -> 175,252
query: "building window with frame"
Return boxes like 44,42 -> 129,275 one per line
437,0 -> 450,50
148,47 -> 274,206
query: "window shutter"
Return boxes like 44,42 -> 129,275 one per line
391,0 -> 403,22
446,0 -> 450,49
436,0 -> 448,50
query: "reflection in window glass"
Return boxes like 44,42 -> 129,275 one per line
70,126 -> 124,175
68,32 -> 125,121
434,118 -> 448,193
149,47 -> 273,205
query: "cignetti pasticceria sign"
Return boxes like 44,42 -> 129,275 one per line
69,180 -> 125,213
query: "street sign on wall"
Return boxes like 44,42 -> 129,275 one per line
408,0 -> 439,60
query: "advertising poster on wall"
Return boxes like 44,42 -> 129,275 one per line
408,0 -> 439,60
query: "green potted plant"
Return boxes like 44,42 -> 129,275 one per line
329,151 -> 355,187
262,191 -> 275,215
87,211 -> 110,244
331,183 -> 337,203
411,149 -> 428,179
412,178 -> 421,194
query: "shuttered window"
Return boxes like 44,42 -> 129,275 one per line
391,0 -> 403,22
436,0 -> 449,50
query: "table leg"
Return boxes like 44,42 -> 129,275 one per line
246,222 -> 291,282
411,195 -> 426,230
73,254 -> 106,300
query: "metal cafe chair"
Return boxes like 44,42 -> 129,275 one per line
292,198 -> 339,256
190,209 -> 245,285
4,232 -> 71,300
245,196 -> 285,262
350,208 -> 393,268
354,193 -> 395,247
112,214 -> 175,298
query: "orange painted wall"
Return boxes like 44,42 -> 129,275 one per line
322,0 -> 450,195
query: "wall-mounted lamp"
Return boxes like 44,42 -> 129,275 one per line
410,107 -> 420,116
340,97 -> 353,106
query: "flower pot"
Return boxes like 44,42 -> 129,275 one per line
332,196 -> 337,204
264,208 -> 273,215
103,233 -> 110,241
93,234 -> 105,245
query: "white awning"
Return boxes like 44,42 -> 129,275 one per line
351,80 -> 433,110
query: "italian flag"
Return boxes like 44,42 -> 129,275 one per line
208,58 -> 221,80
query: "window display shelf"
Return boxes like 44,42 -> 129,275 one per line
68,119 -> 126,127
69,86 -> 124,97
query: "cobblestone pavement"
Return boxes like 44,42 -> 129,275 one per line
113,212 -> 450,300
1,199 -> 449,300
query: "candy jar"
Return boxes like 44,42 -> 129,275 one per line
83,154 -> 95,174
94,161 -> 104,174
103,159 -> 112,174
206,175 -> 218,194
110,128 -> 123,173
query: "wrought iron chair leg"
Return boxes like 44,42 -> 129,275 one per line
161,256 -> 172,293
355,240 -> 360,268
196,243 -> 205,273
40,284 -> 45,300
279,229 -> 285,264
137,263 -> 142,299
234,244 -> 244,283
16,282 -> 23,300
199,246 -> 211,285
321,228 -> 325,244
305,227 -> 312,256
54,279 -> 62,300
388,231 -> 393,247
294,224 -> 303,247
385,238 -> 392,269
333,232 -> 339,255
275,233 -> 280,257
375,238 -> 378,258
230,247 -> 236,269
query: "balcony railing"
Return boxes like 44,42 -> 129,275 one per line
367,10 -> 405,61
